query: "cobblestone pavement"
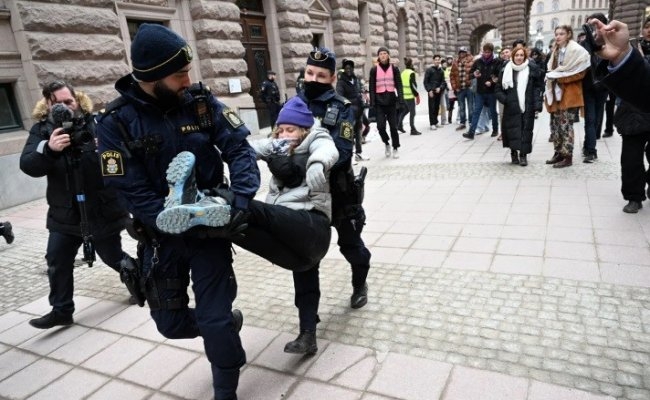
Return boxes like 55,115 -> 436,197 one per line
1,110 -> 649,400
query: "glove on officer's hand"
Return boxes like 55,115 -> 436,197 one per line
306,163 -> 326,192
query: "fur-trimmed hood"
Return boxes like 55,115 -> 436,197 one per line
31,91 -> 94,120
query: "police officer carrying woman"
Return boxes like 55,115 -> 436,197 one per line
283,48 -> 372,355
96,24 -> 260,400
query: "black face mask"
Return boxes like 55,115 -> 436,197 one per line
303,81 -> 332,100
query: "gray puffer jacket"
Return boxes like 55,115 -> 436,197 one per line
249,121 -> 339,221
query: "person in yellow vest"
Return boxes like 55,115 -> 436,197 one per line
398,57 -> 421,135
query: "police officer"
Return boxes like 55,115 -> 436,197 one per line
282,47 -> 372,355
261,70 -> 281,128
20,80 -> 132,329
95,24 -> 260,400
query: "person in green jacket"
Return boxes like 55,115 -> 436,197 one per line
398,57 -> 421,135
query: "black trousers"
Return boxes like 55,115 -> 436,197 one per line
351,105 -> 364,155
621,132 -> 650,202
293,206 -> 371,332
428,93 -> 443,126
398,99 -> 417,132
46,231 -> 125,315
234,200 -> 331,272
375,103 -> 400,149
267,102 -> 281,128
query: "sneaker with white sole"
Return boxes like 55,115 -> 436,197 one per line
156,196 -> 231,234
392,148 -> 399,159
430,125 -> 437,130
384,144 -> 391,158
164,151 -> 202,209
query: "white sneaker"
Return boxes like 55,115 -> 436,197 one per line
392,148 -> 399,159
355,153 -> 370,161
430,125 -> 437,130
384,144 -> 391,158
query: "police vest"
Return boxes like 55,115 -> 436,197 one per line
400,69 -> 415,100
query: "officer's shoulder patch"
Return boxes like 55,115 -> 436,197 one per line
340,121 -> 354,142
223,108 -> 244,129
100,150 -> 124,176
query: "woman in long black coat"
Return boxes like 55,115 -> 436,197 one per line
495,46 -> 544,166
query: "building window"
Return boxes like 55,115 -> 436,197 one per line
579,0 -> 582,8
551,18 -> 559,30
0,83 -> 22,133
598,0 -> 603,7
577,15 -> 582,25
552,0 -> 559,11
537,2 -> 544,14
127,19 -> 165,40
571,16 -> 575,26
572,0 -> 575,8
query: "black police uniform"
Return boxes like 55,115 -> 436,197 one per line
96,74 -> 260,399
296,88 -> 372,329
20,106 -> 129,318
261,78 -> 281,127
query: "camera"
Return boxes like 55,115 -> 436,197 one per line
50,103 -> 94,147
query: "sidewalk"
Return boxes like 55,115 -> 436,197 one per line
1,109 -> 648,400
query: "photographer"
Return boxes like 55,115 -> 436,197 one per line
589,19 -> 650,112
20,80 -> 132,329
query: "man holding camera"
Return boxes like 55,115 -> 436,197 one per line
19,81 -> 132,329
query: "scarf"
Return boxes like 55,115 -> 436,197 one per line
544,40 -> 590,105
502,60 -> 529,113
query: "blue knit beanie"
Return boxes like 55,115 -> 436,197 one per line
306,47 -> 336,72
275,97 -> 314,128
130,24 -> 193,82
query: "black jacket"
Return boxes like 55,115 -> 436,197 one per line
336,74 -> 364,109
495,63 -> 544,154
260,79 -> 280,104
470,56 -> 503,94
20,101 -> 128,238
423,65 -> 446,93
595,49 -> 650,113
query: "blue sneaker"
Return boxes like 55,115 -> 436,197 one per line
156,196 -> 232,234
164,151 -> 202,209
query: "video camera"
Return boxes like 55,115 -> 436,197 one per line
50,103 -> 94,147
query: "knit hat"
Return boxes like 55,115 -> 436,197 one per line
342,59 -> 355,68
130,24 -> 193,82
307,47 -> 336,72
275,97 -> 314,128
377,46 -> 390,56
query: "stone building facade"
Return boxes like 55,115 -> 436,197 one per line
0,0 -> 644,208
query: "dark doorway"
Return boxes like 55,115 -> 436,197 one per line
240,8 -> 272,128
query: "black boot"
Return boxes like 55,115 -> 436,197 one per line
519,154 -> 528,166
29,311 -> 73,329
623,201 -> 642,213
510,150 -> 519,164
284,330 -> 317,355
350,284 -> 368,309
1,221 -> 13,244
232,309 -> 243,332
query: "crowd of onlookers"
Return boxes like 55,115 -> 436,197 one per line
332,13 -> 650,214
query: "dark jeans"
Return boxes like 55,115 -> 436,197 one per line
144,235 -> 244,399
234,200 -> 331,272
398,98 -> 416,131
427,93 -> 443,126
469,92 -> 498,134
456,88 -> 473,125
351,105 -> 364,154
375,103 -> 400,149
621,133 -> 650,202
45,231 -> 125,316
583,89 -> 608,155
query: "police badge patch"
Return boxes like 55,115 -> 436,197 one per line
223,108 -> 244,129
341,121 -> 354,142
101,151 -> 124,176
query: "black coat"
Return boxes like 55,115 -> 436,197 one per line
423,65 -> 446,92
595,48 -> 650,113
495,63 -> 544,155
20,114 -> 128,238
